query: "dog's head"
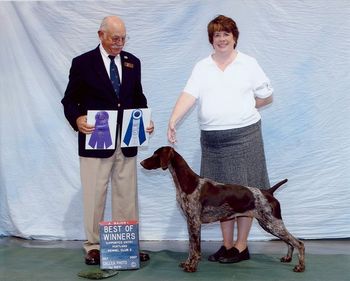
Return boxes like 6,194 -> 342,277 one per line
140,146 -> 175,170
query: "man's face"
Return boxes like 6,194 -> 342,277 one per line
99,23 -> 127,56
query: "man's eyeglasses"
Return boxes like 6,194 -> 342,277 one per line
110,35 -> 129,43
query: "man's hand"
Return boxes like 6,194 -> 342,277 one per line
146,120 -> 155,134
76,115 -> 95,134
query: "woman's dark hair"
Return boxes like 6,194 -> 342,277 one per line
207,15 -> 239,48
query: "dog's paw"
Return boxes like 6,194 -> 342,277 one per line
179,261 -> 197,272
293,264 -> 305,272
280,256 -> 292,263
183,265 -> 197,273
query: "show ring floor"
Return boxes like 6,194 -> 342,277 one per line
0,237 -> 349,281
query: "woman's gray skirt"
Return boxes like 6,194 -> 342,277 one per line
200,120 -> 270,189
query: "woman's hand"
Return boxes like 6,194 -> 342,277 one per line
167,121 -> 177,144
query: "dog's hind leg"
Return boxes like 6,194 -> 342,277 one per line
180,220 -> 201,272
257,217 -> 305,272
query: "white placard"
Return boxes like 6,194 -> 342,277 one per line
121,108 -> 151,147
85,110 -> 118,150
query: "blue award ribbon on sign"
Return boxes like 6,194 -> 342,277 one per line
123,109 -> 146,146
88,111 -> 113,149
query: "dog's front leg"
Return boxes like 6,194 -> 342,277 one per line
180,219 -> 201,272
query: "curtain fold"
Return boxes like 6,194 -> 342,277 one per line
1,0 -> 349,241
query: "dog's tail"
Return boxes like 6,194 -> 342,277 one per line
266,179 -> 288,194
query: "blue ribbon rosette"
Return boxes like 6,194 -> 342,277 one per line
88,111 -> 113,149
123,109 -> 146,146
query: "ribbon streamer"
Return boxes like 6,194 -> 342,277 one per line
123,109 -> 146,146
88,111 -> 113,149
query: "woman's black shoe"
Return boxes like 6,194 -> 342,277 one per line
219,247 -> 250,263
208,246 -> 227,262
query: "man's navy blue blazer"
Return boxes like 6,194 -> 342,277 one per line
61,46 -> 148,158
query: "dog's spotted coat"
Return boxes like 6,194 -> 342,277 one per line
141,146 -> 305,273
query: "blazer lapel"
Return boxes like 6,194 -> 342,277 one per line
91,46 -> 115,95
120,51 -> 133,96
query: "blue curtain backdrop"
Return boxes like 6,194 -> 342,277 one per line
1,0 -> 349,241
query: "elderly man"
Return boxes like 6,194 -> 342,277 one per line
62,15 -> 153,265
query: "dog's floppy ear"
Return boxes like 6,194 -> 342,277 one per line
159,147 -> 174,170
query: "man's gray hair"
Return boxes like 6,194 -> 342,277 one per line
99,16 -> 124,32
99,16 -> 110,32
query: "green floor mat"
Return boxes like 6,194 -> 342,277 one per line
0,246 -> 349,281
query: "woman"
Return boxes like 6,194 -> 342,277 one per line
167,15 -> 273,263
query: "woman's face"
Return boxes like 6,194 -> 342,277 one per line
212,31 -> 235,53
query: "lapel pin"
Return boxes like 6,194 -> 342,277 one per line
124,62 -> 134,68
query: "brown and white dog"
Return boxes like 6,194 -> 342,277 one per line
140,146 -> 305,272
